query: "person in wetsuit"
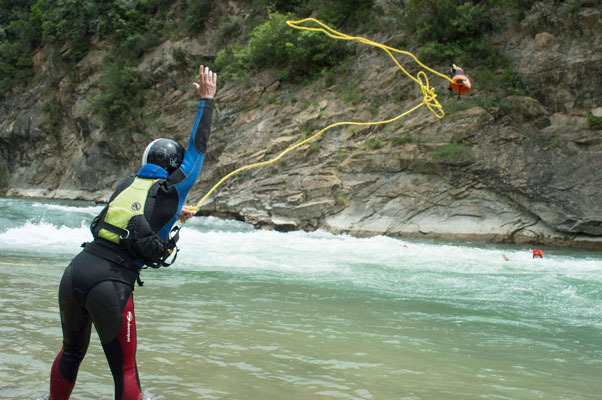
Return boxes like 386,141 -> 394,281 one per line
48,65 -> 217,400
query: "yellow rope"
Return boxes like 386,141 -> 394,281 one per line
189,18 -> 453,211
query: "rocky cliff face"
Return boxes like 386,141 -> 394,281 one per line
1,2 -> 601,249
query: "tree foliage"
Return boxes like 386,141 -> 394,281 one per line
0,0 -> 171,98
214,12 -> 349,81
404,0 -> 538,68
92,63 -> 145,133
0,0 -> 544,129
245,0 -> 374,25
405,0 -> 496,67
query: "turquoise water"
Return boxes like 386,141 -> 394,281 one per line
0,197 -> 601,399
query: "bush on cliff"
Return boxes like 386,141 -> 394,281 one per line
92,63 -> 145,133
214,12 -> 348,82
246,0 -> 374,27
0,2 -> 39,92
404,0 -> 497,68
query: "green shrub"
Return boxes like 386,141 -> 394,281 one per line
214,15 -> 242,46
417,41 -> 463,65
587,112 -> 602,130
98,6 -> 163,57
0,165 -> 8,188
62,37 -> 91,61
92,63 -> 145,132
246,12 -> 346,75
1,0 -> 38,26
334,191 -> 351,207
405,0 -> 502,68
313,0 -> 374,26
0,39 -> 35,91
391,136 -> 411,146
42,96 -> 63,136
442,96 -> 475,115
182,0 -> 211,33
248,0 -> 307,14
406,0 -> 540,71
362,138 -> 384,149
501,66 -> 526,95
299,122 -> 314,137
36,0 -> 99,43
335,148 -> 349,161
246,0 -> 374,27
1,0 -> 175,93
406,0 -> 489,43
492,0 -> 537,24
340,85 -> 364,105
369,98 -> 381,115
215,12 -> 348,81
0,13 -> 39,92
432,140 -> 470,162
265,94 -> 278,104
214,44 -> 247,81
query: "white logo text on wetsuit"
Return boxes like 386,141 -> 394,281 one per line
126,311 -> 133,343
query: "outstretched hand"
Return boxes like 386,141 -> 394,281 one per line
178,206 -> 196,223
193,65 -> 217,99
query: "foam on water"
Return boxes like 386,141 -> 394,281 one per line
31,201 -> 104,215
0,220 -> 92,254
2,198 -> 601,329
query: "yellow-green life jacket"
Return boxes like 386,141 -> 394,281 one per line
99,177 -> 160,244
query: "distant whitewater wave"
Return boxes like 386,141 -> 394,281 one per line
2,213 -> 599,277
31,201 -> 103,216
0,220 -> 91,254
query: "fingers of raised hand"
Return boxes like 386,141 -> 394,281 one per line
199,65 -> 216,84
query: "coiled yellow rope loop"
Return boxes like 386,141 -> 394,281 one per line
189,18 -> 454,211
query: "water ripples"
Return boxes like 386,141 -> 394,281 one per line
2,198 -> 602,399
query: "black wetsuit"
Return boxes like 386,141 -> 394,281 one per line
49,98 -> 213,400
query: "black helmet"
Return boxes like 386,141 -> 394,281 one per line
142,138 -> 185,173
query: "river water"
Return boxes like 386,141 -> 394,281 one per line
0,197 -> 601,399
